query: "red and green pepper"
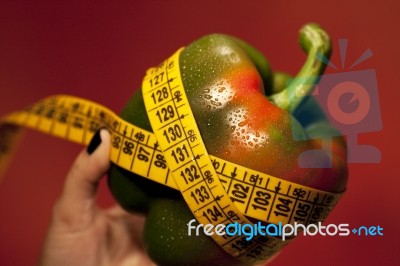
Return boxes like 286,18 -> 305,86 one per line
108,23 -> 348,266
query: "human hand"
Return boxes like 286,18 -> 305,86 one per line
39,129 -> 156,266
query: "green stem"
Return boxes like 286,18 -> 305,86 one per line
268,23 -> 332,113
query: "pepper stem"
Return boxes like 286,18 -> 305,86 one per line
268,23 -> 332,113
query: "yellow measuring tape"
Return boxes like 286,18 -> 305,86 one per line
0,48 -> 342,264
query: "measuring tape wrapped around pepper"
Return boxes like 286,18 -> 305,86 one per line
0,23 -> 348,266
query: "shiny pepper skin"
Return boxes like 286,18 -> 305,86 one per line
108,24 -> 348,266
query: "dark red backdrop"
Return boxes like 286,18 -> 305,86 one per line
1,1 -> 399,265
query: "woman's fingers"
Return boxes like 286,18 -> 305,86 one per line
52,129 -> 111,230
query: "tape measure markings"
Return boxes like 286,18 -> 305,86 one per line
1,96 -> 341,225
142,48 -> 286,262
0,48 -> 343,264
213,156 -> 340,224
143,50 -> 246,249
0,94 -> 341,227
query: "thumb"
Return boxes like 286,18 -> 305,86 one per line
52,128 -> 111,230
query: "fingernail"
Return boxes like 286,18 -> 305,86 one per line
87,129 -> 102,155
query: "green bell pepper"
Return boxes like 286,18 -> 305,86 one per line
108,23 -> 348,266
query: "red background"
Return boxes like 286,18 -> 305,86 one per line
1,1 -> 399,265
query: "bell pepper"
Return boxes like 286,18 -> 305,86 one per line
108,23 -> 348,266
